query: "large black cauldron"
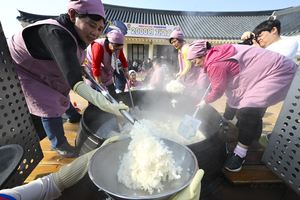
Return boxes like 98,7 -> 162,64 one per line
75,90 -> 226,197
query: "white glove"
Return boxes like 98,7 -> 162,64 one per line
176,73 -> 181,78
196,100 -> 206,109
53,136 -> 120,192
74,82 -> 129,117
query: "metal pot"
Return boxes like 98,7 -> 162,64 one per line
76,90 -> 226,197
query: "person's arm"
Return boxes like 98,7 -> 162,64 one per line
91,42 -> 104,86
178,45 -> 192,79
0,137 -> 121,200
35,25 -> 84,89
0,174 -> 61,200
119,50 -> 129,79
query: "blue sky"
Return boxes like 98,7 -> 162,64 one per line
0,0 -> 300,38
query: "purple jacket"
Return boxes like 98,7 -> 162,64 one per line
7,19 -> 86,117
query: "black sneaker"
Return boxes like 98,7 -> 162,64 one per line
52,141 -> 77,158
224,153 -> 245,172
68,114 -> 82,123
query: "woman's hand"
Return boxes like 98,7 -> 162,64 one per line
95,76 -> 104,88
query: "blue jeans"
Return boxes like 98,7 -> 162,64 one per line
41,116 -> 66,148
41,103 -> 80,148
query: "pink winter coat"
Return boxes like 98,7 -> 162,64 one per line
204,44 -> 296,109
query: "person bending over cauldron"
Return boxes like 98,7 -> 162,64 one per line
7,0 -> 129,158
169,30 -> 210,96
187,40 -> 296,172
124,70 -> 143,91
85,29 -> 130,98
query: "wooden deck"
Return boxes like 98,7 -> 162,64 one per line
24,122 -> 78,184
24,91 -> 88,184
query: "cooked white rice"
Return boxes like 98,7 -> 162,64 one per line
102,110 -> 206,145
166,80 -> 185,94
117,122 -> 182,194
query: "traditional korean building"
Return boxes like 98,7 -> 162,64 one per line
16,4 -> 300,69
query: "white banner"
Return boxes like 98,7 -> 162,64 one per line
124,23 -> 180,38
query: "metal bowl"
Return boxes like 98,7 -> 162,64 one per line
88,137 -> 198,199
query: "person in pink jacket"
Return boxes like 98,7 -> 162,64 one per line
149,58 -> 165,90
187,40 -> 296,172
169,30 -> 210,96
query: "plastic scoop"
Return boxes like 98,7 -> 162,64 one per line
177,83 -> 211,139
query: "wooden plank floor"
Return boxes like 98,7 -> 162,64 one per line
24,91 -> 88,184
24,122 -> 78,184
221,124 -> 282,185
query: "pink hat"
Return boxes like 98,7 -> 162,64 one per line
107,29 -> 125,44
170,30 -> 184,40
187,40 -> 208,60
67,0 -> 105,19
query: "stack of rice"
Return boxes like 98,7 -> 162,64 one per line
117,122 -> 182,194
166,79 -> 185,94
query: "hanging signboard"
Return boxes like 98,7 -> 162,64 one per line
124,23 -> 180,38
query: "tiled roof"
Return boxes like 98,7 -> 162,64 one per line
16,4 -> 300,40
271,6 -> 300,36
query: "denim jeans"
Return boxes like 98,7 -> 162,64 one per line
41,116 -> 66,148
41,102 -> 80,148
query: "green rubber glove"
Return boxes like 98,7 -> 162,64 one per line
172,169 -> 204,200
74,82 -> 129,117
156,169 -> 204,200
53,136 -> 120,192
